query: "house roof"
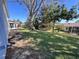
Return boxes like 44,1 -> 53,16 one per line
8,20 -> 20,24
64,23 -> 79,27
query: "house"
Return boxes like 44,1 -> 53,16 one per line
0,0 -> 9,31
63,23 -> 79,34
8,20 -> 22,30
0,0 -> 9,59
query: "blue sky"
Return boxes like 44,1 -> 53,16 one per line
7,0 -> 29,22
7,0 -> 79,23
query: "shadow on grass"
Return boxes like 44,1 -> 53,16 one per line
21,31 -> 79,59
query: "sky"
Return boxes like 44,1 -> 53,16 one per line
7,0 -> 79,23
7,0 -> 29,22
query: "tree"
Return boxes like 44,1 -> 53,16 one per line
17,0 -> 79,31
36,2 -> 78,32
48,1 -> 78,32
16,19 -> 22,24
17,0 -> 45,30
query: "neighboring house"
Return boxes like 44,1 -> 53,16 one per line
63,23 -> 79,33
8,20 -> 22,30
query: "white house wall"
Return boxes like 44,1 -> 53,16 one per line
0,0 -> 8,59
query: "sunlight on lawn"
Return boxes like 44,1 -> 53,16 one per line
20,29 -> 30,32
20,29 -> 79,59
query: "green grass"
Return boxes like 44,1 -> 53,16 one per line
21,30 -> 79,59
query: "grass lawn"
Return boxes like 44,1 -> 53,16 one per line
20,30 -> 79,59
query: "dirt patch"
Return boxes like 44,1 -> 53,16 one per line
6,31 -> 46,59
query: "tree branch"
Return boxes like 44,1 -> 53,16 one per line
34,0 -> 45,14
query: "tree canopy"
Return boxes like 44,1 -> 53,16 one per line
19,0 -> 79,31
34,1 -> 79,31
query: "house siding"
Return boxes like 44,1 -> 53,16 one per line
64,23 -> 79,34
0,0 -> 8,59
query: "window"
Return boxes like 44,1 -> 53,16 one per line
10,23 -> 14,28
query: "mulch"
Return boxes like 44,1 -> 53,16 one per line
5,30 -> 45,59
5,30 -> 22,59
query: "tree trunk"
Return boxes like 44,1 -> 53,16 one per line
52,22 -> 55,33
28,14 -> 36,30
51,20 -> 55,33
